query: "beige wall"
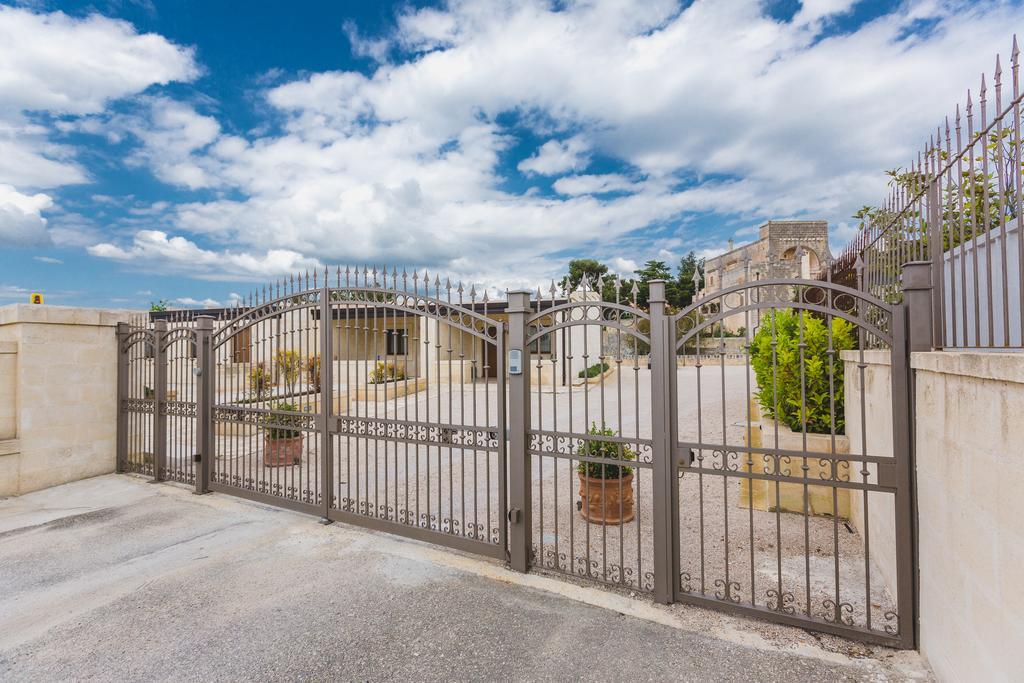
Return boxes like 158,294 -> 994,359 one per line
0,305 -> 134,497
846,349 -> 1024,682
0,341 -> 15,440
912,351 -> 1024,683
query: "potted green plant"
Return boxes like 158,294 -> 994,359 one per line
745,309 -> 856,517
262,401 -> 303,467
577,423 -> 636,524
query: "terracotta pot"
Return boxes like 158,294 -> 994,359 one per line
578,472 -> 635,524
263,434 -> 303,467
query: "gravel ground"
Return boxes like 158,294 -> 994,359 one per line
0,476 -> 931,682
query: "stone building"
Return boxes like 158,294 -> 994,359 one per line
698,220 -> 830,333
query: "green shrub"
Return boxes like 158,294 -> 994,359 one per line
368,360 -> 406,384
578,361 -> 611,379
750,310 -> 855,435
576,423 -> 635,479
264,401 -> 303,440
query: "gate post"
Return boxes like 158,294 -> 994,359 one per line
319,281 -> 334,524
194,316 -> 214,495
648,281 -> 678,604
893,260 -> 930,648
116,322 -> 129,474
902,261 -> 935,352
152,320 -> 168,482
506,290 -> 533,572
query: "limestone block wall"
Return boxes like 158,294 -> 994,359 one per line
846,349 -> 1024,681
0,304 -> 133,497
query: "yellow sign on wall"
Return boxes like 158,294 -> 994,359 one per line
30,293 -> 44,305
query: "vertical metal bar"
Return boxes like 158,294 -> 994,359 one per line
152,320 -> 168,483
506,290 -> 532,572
648,281 -> 677,604
195,316 -> 214,494
116,322 -> 129,473
927,181 -> 944,348
320,280 -> 334,523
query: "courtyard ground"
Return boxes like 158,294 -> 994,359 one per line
0,475 -> 930,681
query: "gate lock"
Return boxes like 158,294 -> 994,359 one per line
507,507 -> 522,524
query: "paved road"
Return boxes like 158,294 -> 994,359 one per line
0,475 -> 929,682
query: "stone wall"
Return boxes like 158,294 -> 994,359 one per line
912,351 -> 1024,682
846,349 -> 1024,681
0,305 -> 133,497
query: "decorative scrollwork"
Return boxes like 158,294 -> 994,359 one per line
215,406 -> 317,432
714,579 -> 742,603
122,398 -> 155,414
883,610 -> 900,636
164,400 -> 197,418
336,416 -> 499,450
672,278 -> 893,350
823,599 -> 855,626
528,430 -> 653,466
526,300 -> 650,346
765,589 -> 796,614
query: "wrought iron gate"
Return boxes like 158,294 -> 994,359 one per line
668,278 -> 914,648
117,267 -> 915,648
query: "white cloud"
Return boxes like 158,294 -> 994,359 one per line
0,6 -> 197,115
0,5 -> 196,250
553,174 -> 638,196
518,136 -> 590,176
174,296 -> 221,308
33,255 -> 62,264
0,184 -> 52,246
75,0 -> 1024,289
87,230 -> 322,280
609,257 -> 639,275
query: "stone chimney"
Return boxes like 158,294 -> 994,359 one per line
727,238 -> 734,251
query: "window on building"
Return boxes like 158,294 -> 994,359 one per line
529,335 -> 552,355
385,328 -> 407,355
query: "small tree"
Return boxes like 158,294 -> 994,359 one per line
249,362 -> 272,400
273,350 -> 303,396
306,355 -> 321,392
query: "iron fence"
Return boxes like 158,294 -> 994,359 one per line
117,266 -> 919,649
832,36 -> 1023,349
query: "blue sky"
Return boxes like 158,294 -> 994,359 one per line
0,0 -> 1019,308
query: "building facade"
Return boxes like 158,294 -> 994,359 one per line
699,220 -> 830,333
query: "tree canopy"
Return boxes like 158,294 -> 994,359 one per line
560,252 -> 705,310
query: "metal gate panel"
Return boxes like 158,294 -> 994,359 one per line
116,322 -> 156,477
323,270 -> 507,559
669,277 -> 915,648
517,281 -> 659,593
